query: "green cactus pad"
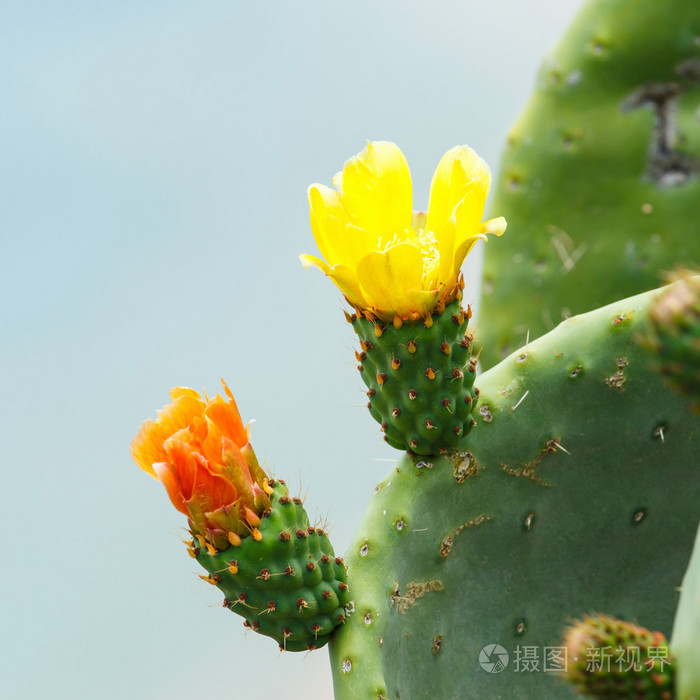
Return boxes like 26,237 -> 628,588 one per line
564,614 -> 674,699
351,299 -> 478,455
479,0 -> 700,368
194,481 -> 350,651
330,283 -> 699,699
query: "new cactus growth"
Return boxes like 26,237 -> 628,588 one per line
131,382 -> 348,651
195,480 -> 350,651
351,298 -> 478,455
642,269 -> 700,413
563,614 -> 674,699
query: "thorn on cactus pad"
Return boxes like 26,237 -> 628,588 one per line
632,508 -> 647,524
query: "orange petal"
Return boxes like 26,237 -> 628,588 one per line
153,462 -> 189,516
204,389 -> 247,447
131,390 -> 206,476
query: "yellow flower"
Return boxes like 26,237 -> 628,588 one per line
300,141 -> 506,322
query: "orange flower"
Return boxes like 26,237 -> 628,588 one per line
131,381 -> 272,551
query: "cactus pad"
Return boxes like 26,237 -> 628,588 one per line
672,521 -> 700,700
479,0 -> 700,367
330,283 -> 699,699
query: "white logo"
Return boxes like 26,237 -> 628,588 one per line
479,644 -> 510,673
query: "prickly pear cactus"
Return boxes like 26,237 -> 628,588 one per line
479,0 -> 700,367
329,283 -> 699,699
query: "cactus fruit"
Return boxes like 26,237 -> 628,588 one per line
351,297 -> 479,455
131,383 -> 349,651
478,0 -> 700,367
563,614 -> 674,699
194,479 -> 350,651
642,269 -> 700,413
329,282 -> 699,699
672,521 -> 700,700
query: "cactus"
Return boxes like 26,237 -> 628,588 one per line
194,480 -> 350,652
641,268 -> 700,413
130,382 -> 349,652
672,521 -> 700,700
478,0 -> 700,367
132,1 -> 700,697
329,282 -> 699,699
352,298 -> 479,455
563,614 -> 674,699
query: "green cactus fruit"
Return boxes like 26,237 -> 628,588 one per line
330,282 -> 699,699
351,298 -> 479,455
478,0 -> 700,368
563,614 -> 674,699
642,270 -> 700,412
194,480 -> 350,652
672,521 -> 700,700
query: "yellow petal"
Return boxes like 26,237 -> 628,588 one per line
452,234 -> 487,279
426,146 -> 491,241
327,264 -> 366,308
481,216 -> 507,236
308,184 -> 381,269
337,141 -> 413,239
433,181 -> 484,285
299,253 -> 330,273
451,216 -> 506,279
300,254 -> 366,307
356,244 -> 436,319
308,184 -> 351,268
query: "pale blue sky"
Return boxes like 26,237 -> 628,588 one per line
1,2 -> 582,698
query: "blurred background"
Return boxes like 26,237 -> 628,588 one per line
2,1 -> 582,697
